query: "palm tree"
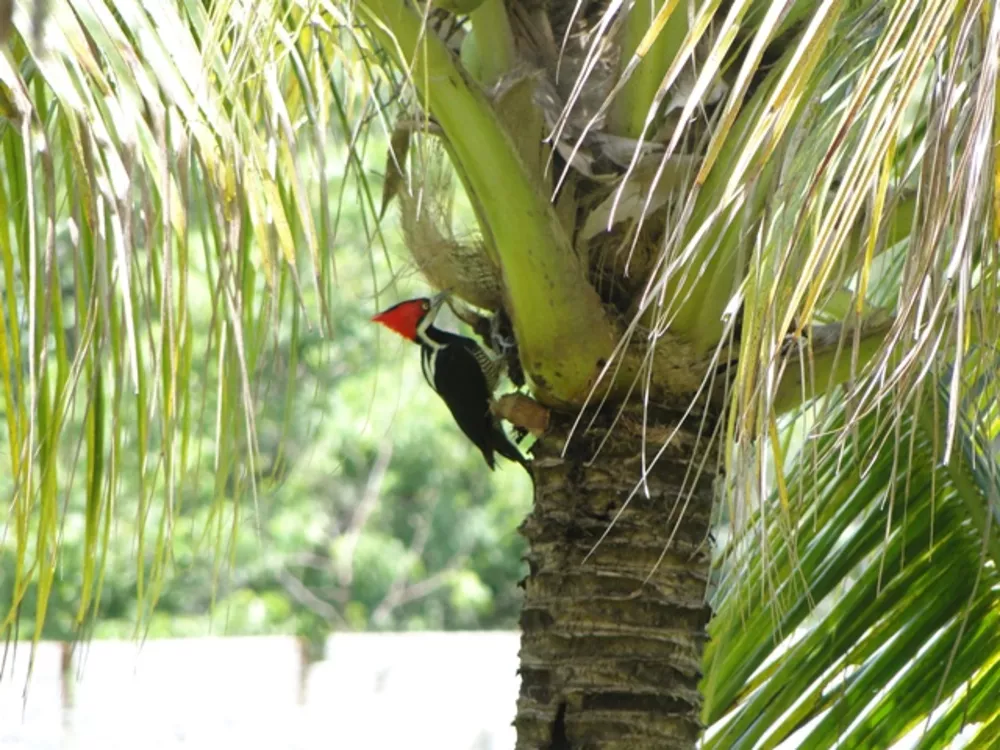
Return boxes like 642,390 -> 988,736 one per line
1,0 -> 998,748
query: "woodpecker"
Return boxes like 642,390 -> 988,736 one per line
371,294 -> 529,472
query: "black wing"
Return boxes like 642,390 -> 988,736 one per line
431,342 -> 498,469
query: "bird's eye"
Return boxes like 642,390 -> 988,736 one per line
422,301 -> 430,310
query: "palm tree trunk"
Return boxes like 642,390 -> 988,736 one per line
516,409 -> 717,749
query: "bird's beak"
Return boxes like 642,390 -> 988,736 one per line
428,291 -> 449,317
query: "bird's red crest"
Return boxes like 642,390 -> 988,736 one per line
371,298 -> 432,341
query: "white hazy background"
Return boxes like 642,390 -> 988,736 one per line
0,633 -> 520,750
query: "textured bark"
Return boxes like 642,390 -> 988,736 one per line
516,409 -> 717,749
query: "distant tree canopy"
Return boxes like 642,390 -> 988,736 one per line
0,157 -> 530,646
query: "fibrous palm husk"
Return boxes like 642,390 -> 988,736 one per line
398,142 -> 504,311
491,393 -> 550,437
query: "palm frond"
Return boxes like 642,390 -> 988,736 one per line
594,0 -> 1000,444
0,0 -> 396,641
704,377 -> 1000,748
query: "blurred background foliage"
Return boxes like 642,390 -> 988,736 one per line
0,127 -> 531,650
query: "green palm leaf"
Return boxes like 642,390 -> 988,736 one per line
0,0 -> 365,640
704,378 -> 1000,747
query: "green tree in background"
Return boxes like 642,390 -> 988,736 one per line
1,1 -> 999,748
0,189 -> 531,647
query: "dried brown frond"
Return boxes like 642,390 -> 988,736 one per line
379,126 -> 411,220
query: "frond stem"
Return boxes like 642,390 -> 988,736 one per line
357,0 -> 616,404
608,0 -> 688,138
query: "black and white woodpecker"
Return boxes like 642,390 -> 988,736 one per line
371,293 -> 529,472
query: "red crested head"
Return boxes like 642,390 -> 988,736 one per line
371,297 -> 435,341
